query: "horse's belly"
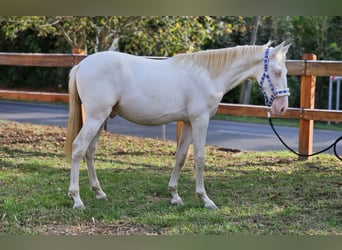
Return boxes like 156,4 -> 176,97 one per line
116,104 -> 186,126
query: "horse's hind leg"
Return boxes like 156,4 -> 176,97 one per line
69,118 -> 108,209
86,123 -> 107,200
168,122 -> 192,205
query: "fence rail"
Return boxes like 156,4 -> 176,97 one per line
1,52 -> 342,75
0,52 -> 85,67
217,104 -> 342,122
0,52 -> 341,158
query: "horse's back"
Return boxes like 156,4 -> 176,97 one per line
77,51 -> 167,84
78,51 -> 132,76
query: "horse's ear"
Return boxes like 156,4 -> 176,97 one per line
274,41 -> 291,54
279,41 -> 286,47
266,41 -> 273,47
281,43 -> 291,54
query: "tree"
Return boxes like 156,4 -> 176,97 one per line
1,16 -> 136,53
239,16 -> 260,104
119,16 -> 229,56
1,16 -> 87,52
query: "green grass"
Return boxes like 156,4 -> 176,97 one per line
0,121 -> 341,235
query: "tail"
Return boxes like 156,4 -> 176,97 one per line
65,65 -> 82,162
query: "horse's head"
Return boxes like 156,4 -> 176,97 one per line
257,42 -> 291,116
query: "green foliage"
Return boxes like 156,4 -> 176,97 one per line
119,16 -> 237,56
120,17 -> 202,56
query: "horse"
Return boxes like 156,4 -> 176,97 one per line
65,42 -> 291,210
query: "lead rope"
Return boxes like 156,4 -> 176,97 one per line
267,112 -> 342,161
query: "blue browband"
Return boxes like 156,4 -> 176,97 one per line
258,47 -> 290,106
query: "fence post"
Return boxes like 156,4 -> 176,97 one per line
299,53 -> 317,159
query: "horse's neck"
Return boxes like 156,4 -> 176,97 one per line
215,49 -> 263,94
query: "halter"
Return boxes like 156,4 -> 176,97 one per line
258,47 -> 290,106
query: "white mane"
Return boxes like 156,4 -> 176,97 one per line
171,43 -> 271,79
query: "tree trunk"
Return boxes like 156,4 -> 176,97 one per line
240,16 -> 260,104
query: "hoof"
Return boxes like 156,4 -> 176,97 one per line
72,202 -> 85,210
204,202 -> 218,210
68,190 -> 85,210
92,187 -> 107,200
95,193 -> 107,200
171,198 -> 184,206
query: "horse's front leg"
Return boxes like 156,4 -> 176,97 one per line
168,122 -> 192,205
191,116 -> 218,209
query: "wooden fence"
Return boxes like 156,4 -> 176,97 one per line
0,52 -> 342,158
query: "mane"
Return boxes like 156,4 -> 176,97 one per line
171,43 -> 271,79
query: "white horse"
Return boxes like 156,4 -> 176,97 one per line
66,42 -> 291,209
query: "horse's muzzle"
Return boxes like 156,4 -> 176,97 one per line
271,96 -> 288,116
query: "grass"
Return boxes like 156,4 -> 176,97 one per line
0,121 -> 341,235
